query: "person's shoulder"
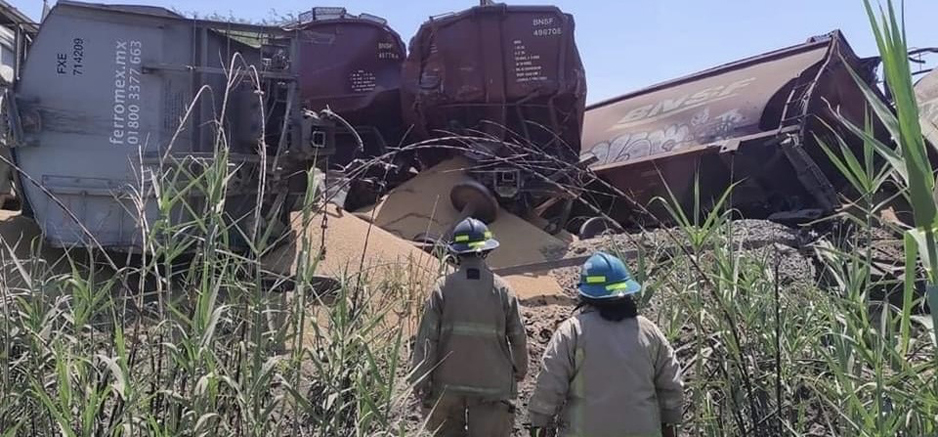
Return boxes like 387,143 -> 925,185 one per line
573,306 -> 600,323
636,315 -> 668,339
492,273 -> 517,295
430,272 -> 453,296
636,315 -> 657,329
565,314 -> 585,328
545,316 -> 580,343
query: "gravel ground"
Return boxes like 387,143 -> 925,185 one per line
551,219 -> 815,297
514,300 -> 577,430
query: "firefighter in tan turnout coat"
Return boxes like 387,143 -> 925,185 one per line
411,217 -> 529,437
527,252 -> 684,437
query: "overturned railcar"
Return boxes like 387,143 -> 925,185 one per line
5,1 -> 334,250
288,8 -> 406,169
0,1 -> 36,207
581,30 -> 892,227
917,67 -> 938,148
401,3 -> 587,231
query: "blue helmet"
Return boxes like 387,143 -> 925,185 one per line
578,252 -> 641,300
449,217 -> 499,254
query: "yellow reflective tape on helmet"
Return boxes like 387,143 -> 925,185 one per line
484,231 -> 492,238
454,235 -> 470,242
606,281 -> 630,291
468,241 -> 486,248
585,275 -> 606,284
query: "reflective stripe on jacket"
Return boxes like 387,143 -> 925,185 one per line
411,257 -> 528,401
527,310 -> 683,436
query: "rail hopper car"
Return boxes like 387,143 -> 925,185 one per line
917,66 -> 938,148
579,30 -> 897,229
286,7 -> 407,173
401,3 -> 588,234
1,1 -> 341,251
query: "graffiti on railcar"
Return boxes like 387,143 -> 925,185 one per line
589,106 -> 748,165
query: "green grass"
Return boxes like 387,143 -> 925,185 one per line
1,0 -> 937,436
0,57 -> 436,436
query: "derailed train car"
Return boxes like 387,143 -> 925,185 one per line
4,1 -> 338,250
401,3 -> 587,231
287,8 -> 407,170
580,30 -> 892,227
917,67 -> 938,148
0,0 -> 36,208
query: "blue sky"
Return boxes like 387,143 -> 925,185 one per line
14,0 -> 938,104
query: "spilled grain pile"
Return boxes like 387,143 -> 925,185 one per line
354,157 -> 571,299
262,204 -> 440,293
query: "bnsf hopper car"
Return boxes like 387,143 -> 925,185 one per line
580,30 -> 895,227
401,3 -> 587,232
288,7 -> 407,170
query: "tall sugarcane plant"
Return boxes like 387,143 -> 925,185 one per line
827,0 -> 938,344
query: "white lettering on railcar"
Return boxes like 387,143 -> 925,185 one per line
377,41 -> 400,60
533,27 -> 562,37
513,40 -> 547,83
109,40 -> 143,146
608,77 -> 758,131
532,16 -> 561,37
350,69 -> 377,92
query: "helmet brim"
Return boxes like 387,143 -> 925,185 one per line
577,279 -> 642,299
449,239 -> 500,255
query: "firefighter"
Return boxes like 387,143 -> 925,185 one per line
527,251 -> 684,437
411,217 -> 529,437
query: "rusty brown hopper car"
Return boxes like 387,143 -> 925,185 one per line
400,3 -> 586,229
402,6 -> 585,168
580,30 -> 892,226
917,67 -> 938,148
287,8 -> 406,167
